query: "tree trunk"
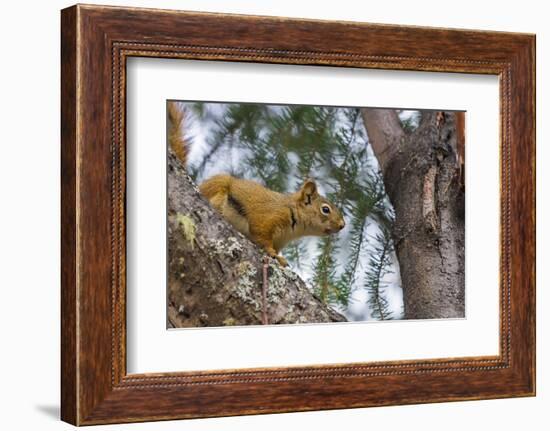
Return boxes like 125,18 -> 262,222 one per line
167,151 -> 346,328
362,110 -> 465,319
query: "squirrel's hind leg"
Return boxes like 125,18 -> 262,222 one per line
206,192 -> 225,213
208,193 -> 250,237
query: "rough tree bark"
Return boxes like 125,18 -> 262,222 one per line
167,151 -> 346,328
362,110 -> 465,319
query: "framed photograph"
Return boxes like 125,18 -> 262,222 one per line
61,4 -> 535,425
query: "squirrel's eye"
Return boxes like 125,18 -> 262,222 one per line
321,205 -> 331,215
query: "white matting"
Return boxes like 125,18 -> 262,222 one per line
126,57 -> 500,373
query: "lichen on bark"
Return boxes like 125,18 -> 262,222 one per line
167,150 -> 346,328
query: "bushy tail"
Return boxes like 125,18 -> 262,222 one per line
199,174 -> 232,200
168,101 -> 189,165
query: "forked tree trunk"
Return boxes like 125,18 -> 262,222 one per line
362,110 -> 465,319
167,151 -> 346,328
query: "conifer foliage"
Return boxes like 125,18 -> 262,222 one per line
183,102 -> 405,320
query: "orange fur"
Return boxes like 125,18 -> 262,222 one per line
199,174 -> 345,266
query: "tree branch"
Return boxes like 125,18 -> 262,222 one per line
361,109 -> 405,174
167,151 -> 346,327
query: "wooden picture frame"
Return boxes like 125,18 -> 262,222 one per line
61,4 -> 535,425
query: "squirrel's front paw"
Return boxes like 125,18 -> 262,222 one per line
275,255 -> 288,267
263,247 -> 288,267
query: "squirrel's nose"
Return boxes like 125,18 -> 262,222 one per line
338,220 -> 345,230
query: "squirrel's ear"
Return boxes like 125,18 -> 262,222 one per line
299,179 -> 318,204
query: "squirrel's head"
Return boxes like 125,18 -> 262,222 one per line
294,179 -> 345,236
